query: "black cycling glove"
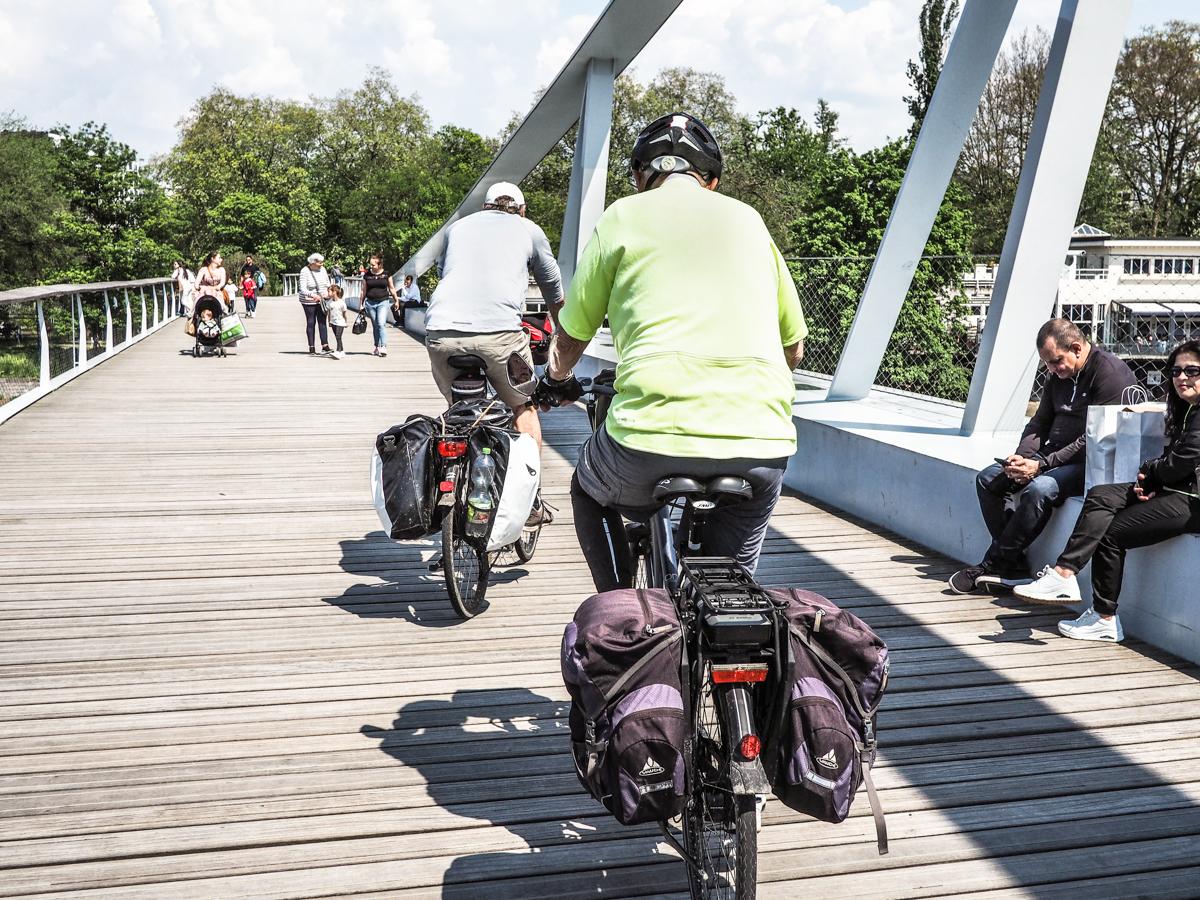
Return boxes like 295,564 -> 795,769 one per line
534,372 -> 584,406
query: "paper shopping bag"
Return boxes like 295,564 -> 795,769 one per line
1113,402 -> 1166,484
219,313 -> 248,345
1085,405 -> 1120,492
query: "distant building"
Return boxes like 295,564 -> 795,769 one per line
964,224 -> 1200,391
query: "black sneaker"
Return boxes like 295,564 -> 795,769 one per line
948,565 -> 988,594
975,569 -> 1034,591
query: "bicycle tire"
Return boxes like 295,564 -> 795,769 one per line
513,522 -> 540,562
682,678 -> 758,899
442,508 -> 489,619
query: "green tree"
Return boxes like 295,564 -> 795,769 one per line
0,117 -> 65,288
1104,21 -> 1200,236
905,0 -> 962,138
791,140 -> 976,399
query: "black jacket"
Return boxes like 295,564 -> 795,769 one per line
1140,404 -> 1200,494
1015,347 -> 1136,470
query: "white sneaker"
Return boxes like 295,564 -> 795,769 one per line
1058,608 -> 1123,642
1014,565 -> 1082,605
332,350 -> 344,359
379,348 -> 388,357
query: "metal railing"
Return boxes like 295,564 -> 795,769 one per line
0,277 -> 179,425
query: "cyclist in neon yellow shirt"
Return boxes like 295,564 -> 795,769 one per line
538,112 -> 807,591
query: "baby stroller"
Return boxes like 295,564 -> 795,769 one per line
191,296 -> 227,358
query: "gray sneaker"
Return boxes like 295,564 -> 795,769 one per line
948,565 -> 987,594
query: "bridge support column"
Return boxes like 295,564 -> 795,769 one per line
37,301 -> 49,386
103,290 -> 113,353
558,57 -> 615,291
827,0 -> 1016,400
76,294 -> 87,366
961,0 -> 1131,435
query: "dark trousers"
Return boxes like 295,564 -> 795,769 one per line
571,425 -> 786,593
331,324 -> 344,351
1056,482 -> 1200,615
976,462 -> 1084,572
302,302 -> 329,348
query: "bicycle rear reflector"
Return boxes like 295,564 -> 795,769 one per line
738,734 -> 763,760
437,439 -> 469,458
711,664 -> 770,683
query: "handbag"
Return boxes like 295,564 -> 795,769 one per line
352,308 -> 369,335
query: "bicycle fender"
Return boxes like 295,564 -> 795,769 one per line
728,756 -> 771,795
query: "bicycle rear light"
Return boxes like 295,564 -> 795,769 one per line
438,480 -> 455,492
437,439 -> 468,458
711,664 -> 769,683
738,734 -> 763,761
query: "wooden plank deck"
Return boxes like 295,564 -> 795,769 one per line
1,297 -> 1198,898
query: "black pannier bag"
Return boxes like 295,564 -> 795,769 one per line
561,588 -> 688,825
766,588 -> 890,854
371,414 -> 440,540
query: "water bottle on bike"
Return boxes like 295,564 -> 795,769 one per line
465,448 -> 496,538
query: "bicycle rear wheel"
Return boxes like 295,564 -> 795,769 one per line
682,677 -> 757,899
442,509 -> 489,619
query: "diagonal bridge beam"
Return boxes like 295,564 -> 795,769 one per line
399,0 -> 683,283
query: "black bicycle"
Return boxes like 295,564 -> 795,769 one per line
431,355 -> 541,619
579,372 -> 792,899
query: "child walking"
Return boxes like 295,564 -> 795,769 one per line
241,271 -> 258,318
325,284 -> 348,359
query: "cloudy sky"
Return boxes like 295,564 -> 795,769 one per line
1,1 -> 1194,162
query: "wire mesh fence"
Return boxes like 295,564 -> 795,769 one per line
788,255 -> 994,403
0,300 -> 40,406
788,254 -> 1200,404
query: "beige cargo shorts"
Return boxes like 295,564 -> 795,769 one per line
426,329 -> 536,410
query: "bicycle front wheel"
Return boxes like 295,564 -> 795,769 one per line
442,509 -> 489,619
682,679 -> 758,899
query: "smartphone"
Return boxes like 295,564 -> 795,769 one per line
994,457 -> 1010,466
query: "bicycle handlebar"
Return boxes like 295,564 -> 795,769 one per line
579,376 -> 617,398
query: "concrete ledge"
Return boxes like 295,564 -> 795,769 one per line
786,387 -> 1199,665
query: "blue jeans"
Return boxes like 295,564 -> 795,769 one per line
365,299 -> 390,348
976,461 -> 1084,572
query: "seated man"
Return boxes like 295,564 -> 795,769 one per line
949,318 -> 1136,594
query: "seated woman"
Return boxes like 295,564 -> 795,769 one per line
1015,340 -> 1200,642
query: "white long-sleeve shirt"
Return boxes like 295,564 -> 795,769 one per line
426,210 -> 562,333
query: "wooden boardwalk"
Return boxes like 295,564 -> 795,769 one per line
1,297 -> 1199,898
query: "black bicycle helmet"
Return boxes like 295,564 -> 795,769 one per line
629,111 -> 723,188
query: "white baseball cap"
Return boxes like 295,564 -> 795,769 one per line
484,181 -> 525,207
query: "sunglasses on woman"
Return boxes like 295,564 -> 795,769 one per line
1169,365 -> 1200,378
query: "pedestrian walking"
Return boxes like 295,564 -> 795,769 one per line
298,253 -> 333,356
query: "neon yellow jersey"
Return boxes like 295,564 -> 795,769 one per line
559,177 -> 808,459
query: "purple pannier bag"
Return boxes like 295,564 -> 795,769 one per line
561,588 -> 687,826
767,588 -> 890,855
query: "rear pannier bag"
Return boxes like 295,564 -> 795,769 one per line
561,588 -> 687,825
767,588 -> 890,854
467,425 -> 540,551
371,415 -> 439,540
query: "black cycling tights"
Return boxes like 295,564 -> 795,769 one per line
571,470 -> 632,593
302,302 -> 329,349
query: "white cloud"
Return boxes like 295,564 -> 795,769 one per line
1,0 -> 1193,162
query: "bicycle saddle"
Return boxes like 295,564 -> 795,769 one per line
652,475 -> 754,506
446,353 -> 488,371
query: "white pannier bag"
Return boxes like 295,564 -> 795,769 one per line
484,430 -> 540,551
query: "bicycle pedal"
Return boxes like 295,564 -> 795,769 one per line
428,554 -> 443,572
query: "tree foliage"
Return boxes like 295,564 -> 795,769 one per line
905,0 -> 961,137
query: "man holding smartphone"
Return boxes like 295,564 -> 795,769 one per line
949,318 -> 1136,594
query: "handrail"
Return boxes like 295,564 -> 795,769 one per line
0,277 -> 179,425
0,277 -> 174,306
282,273 -> 363,300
